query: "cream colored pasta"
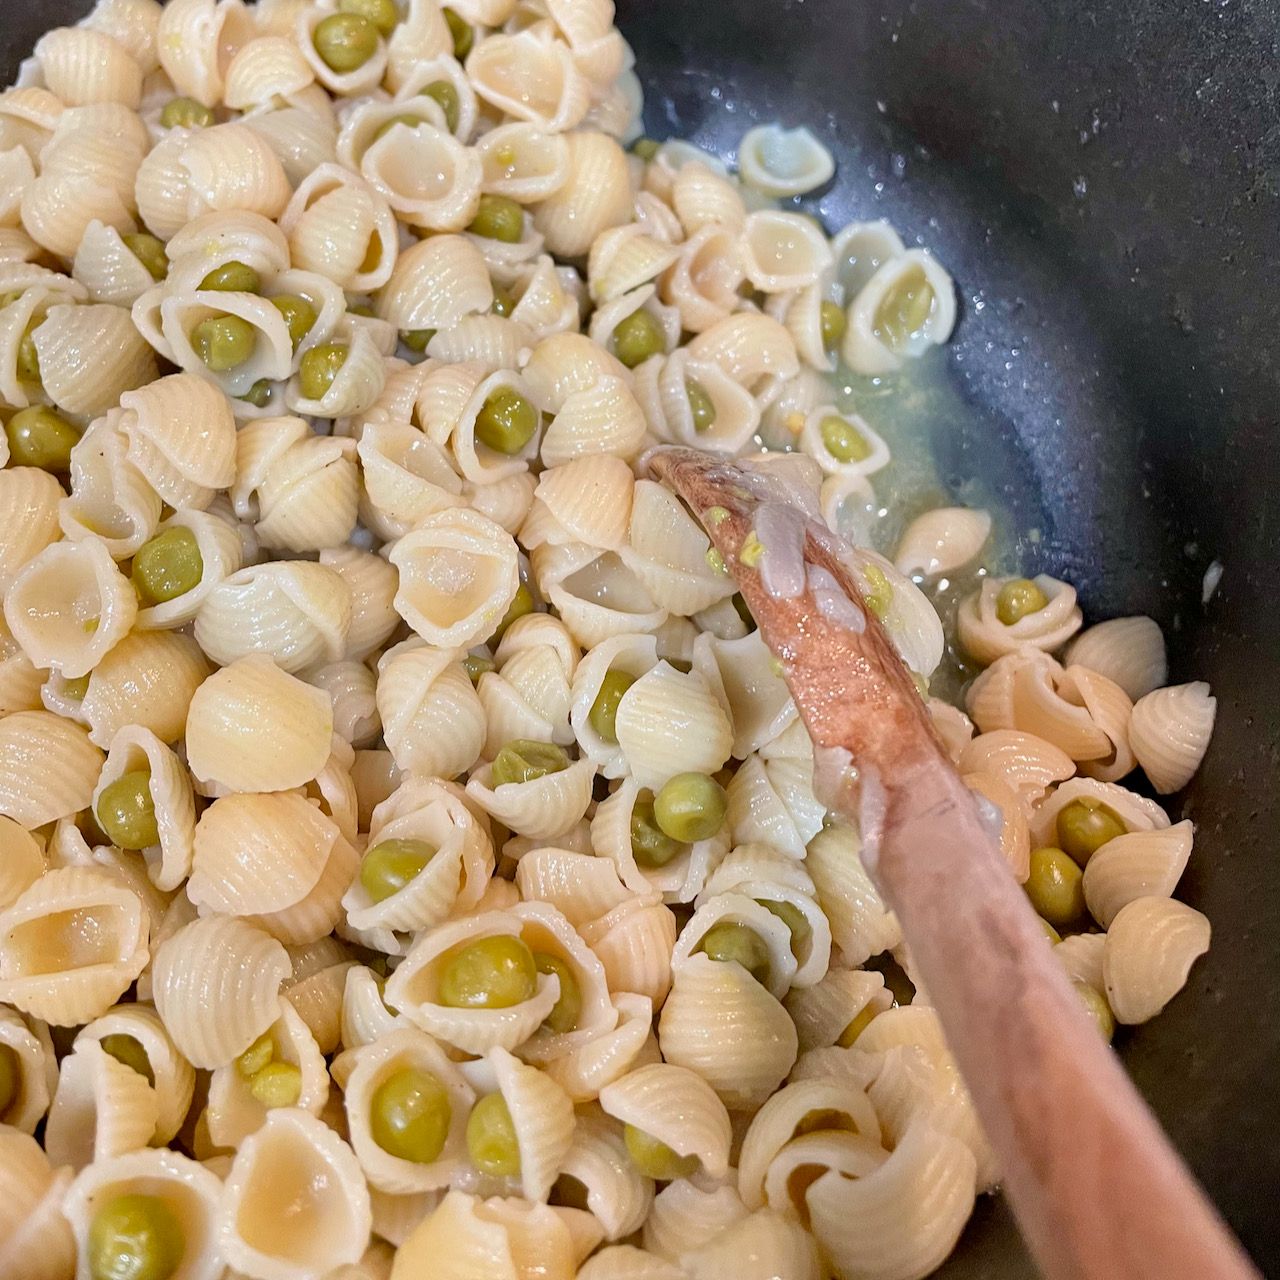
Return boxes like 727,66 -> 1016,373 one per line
1128,681 -> 1217,794
223,35 -> 315,110
842,248 -> 958,375
360,122 -> 482,233
1029,777 -> 1169,849
34,303 -> 160,418
1082,820 -> 1194,928
1103,896 -> 1211,1024
956,730 -> 1075,808
805,821 -> 903,965
308,660 -> 380,748
0,711 -> 105,828
0,465 -> 63,597
1064,614 -> 1168,702
320,546 -> 400,662
533,130 -> 633,258
0,1125 -> 76,1277
297,3 -> 388,94
80,630 -> 210,749
0,816 -> 43,908
0,1004 -> 54,1134
739,123 -> 836,198
151,915 -> 291,1069
244,98 -> 340,187
62,1148 -> 223,1280
219,1107 -> 372,1279
957,573 -> 1084,666
895,506 -> 993,579
0,865 -> 148,1026
740,211 -> 834,293
466,753 -> 596,842
3,537 -> 137,679
376,234 -> 493,331
75,1003 -> 195,1145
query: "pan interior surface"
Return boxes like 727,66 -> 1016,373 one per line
616,0 -> 1280,1273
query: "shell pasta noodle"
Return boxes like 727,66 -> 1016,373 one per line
0,1 -> 1222,1277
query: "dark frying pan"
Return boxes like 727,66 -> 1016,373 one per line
614,0 -> 1280,1273
5,0 -> 1276,1274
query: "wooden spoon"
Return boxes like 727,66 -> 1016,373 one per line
647,445 -> 1259,1280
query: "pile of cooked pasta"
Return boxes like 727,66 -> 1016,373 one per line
0,0 -> 1221,1277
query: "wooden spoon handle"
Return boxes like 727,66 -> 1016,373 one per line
646,446 -> 1260,1280
876,763 -> 1258,1280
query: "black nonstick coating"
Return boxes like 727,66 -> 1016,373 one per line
5,0 -> 1278,1273
616,0 -> 1280,1272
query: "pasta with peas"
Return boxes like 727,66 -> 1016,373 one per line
0,2 -> 1224,1277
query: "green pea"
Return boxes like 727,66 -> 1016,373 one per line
862,564 -> 893,621
836,1002 -> 878,1048
95,770 -> 158,851
87,1194 -> 185,1280
820,414 -> 871,463
875,263 -> 934,350
995,577 -> 1049,625
630,792 -> 683,868
122,234 -> 168,281
63,674 -> 91,700
463,654 -> 495,684
270,295 -> 317,348
443,6 -> 473,59
360,838 -> 436,904
313,12 -> 379,73
339,0 -> 399,36
697,921 -> 770,986
588,669 -> 635,744
820,299 -> 847,350
99,1034 -> 154,1086
490,583 -> 535,644
132,527 -> 204,606
623,1124 -> 698,1181
298,342 -> 348,401
1039,917 -> 1062,944
653,773 -> 727,844
236,1032 -> 275,1079
1056,798 -> 1126,866
249,1061 -> 303,1109
474,387 -> 538,454
400,328 -> 435,352
238,379 -> 273,408
759,898 -> 811,958
631,137 -> 660,161
370,1066 -> 452,1164
4,405 -> 78,472
1074,980 -> 1115,1041
490,740 -> 570,789
467,194 -> 524,244
611,308 -> 665,369
423,80 -> 460,133
198,260 -> 260,293
159,96 -> 213,130
534,952 -> 581,1034
686,378 -> 716,433
16,319 -> 41,385
491,287 -> 515,317
190,314 -> 255,372
466,1092 -> 520,1176
0,1045 -> 17,1116
438,935 -> 537,1009
1024,846 -> 1086,926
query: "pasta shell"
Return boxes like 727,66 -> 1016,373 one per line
320,546 -> 402,663
1064,615 -> 1168,702
389,508 -> 519,648
35,303 -> 159,419
894,507 -> 992,579
579,895 -> 677,1004
385,912 -> 560,1055
1083,821 -> 1194,928
134,509 -> 245,632
1128,681 -> 1217,794
0,465 -> 63,597
739,124 -> 836,198
556,1106 -> 652,1241
186,654 -> 333,794
687,311 -> 800,388
1029,777 -> 1169,849
75,1003 -> 195,1145
151,915 -> 290,1068
806,1118 -> 976,1280
804,822 -> 902,966
956,730 -> 1075,808
466,756 -> 596,842
376,234 -> 493,330
964,770 -> 1031,882
0,816 -> 43,909
669,160 -> 745,236
842,249 -> 958,375
600,1062 -> 732,1181
0,1127 -> 75,1280
657,954 -> 798,1110
533,130 -> 632,258
785,967 -> 892,1054
1103,896 -> 1211,1025
740,211 -> 834,293
957,574 -> 1083,667
476,124 -> 570,203
684,1208 -> 823,1280
62,1148 -> 223,1280
361,122 -> 482,232
44,1039 -> 158,1172
3,537 -> 137,679
469,31 -> 590,132
223,35 -> 314,110
376,643 -> 486,780
0,1004 -> 54,1134
0,714 -> 104,827
194,561 -> 352,673
219,1108 -> 372,1279
483,1045 -> 575,1203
